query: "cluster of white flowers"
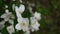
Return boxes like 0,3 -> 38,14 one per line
15,4 -> 41,34
0,5 -> 15,34
0,0 -> 41,34
1,9 -> 15,25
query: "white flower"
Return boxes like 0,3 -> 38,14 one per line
0,21 -> 5,30
15,18 -> 29,32
5,5 -> 8,8
34,12 -> 41,20
30,17 -> 40,32
7,25 -> 15,34
15,4 -> 25,14
1,9 -> 15,24
1,9 -> 15,21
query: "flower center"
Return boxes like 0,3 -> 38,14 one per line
7,14 -> 11,18
21,22 -> 26,27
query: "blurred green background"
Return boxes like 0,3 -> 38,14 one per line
0,0 -> 60,34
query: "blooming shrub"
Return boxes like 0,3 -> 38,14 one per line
0,0 -> 41,34
0,0 -> 59,34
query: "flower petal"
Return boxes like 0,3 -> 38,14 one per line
15,24 -> 21,30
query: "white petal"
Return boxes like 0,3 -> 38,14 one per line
15,4 -> 25,18
1,13 -> 6,18
15,24 -> 21,30
9,19 -> 14,25
17,18 -> 23,23
36,21 -> 40,27
15,6 -> 22,18
19,4 -> 25,13
24,18 -> 29,25
7,25 -> 14,34
22,26 -> 29,32
24,18 -> 29,22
